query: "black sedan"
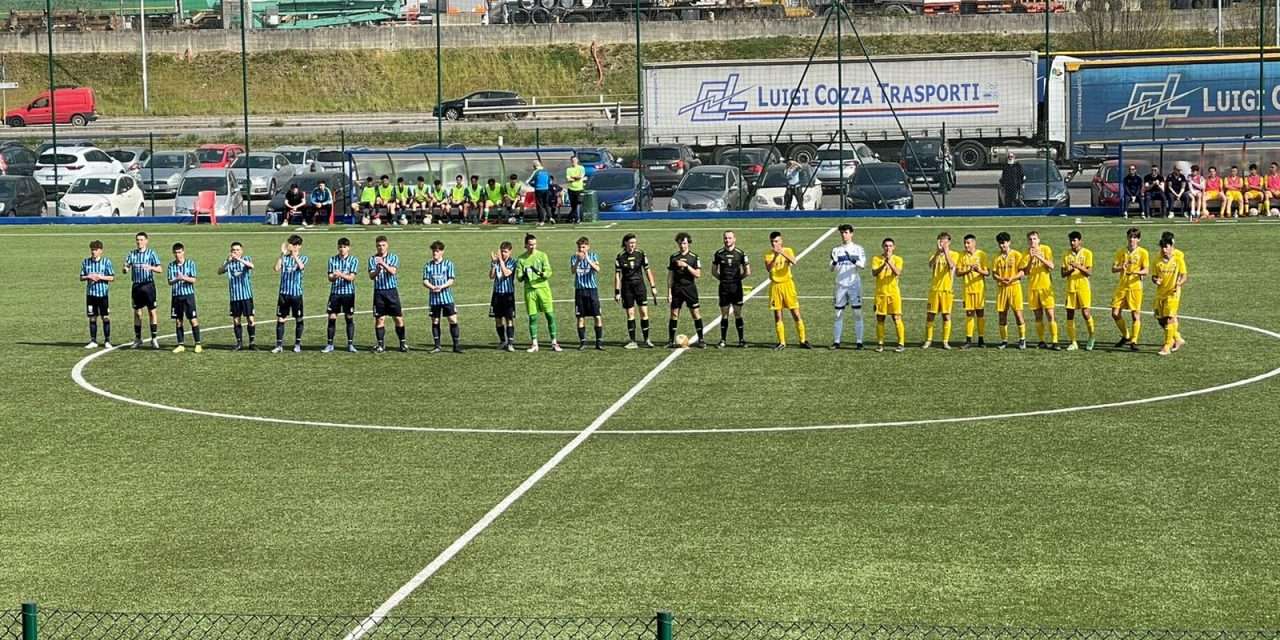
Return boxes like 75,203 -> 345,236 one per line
431,91 -> 526,121
843,163 -> 914,210
0,176 -> 48,216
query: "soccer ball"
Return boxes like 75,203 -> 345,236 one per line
675,334 -> 690,348
1271,208 -> 1279,217
507,217 -> 518,225
1249,207 -> 1259,216
373,217 -> 382,226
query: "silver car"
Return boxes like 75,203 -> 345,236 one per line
140,151 -> 198,197
174,168 -> 244,218
229,152 -> 293,198
106,147 -> 152,178
667,165 -> 747,212
813,143 -> 879,193
273,145 -> 322,176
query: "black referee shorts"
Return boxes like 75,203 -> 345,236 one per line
131,282 -> 157,311
671,285 -> 700,311
620,279 -> 648,309
326,293 -> 355,316
86,295 -> 109,318
170,295 -> 198,321
489,291 -> 516,319
373,289 -> 402,318
277,294 -> 304,319
229,299 -> 255,318
718,282 -> 745,308
575,288 -> 601,318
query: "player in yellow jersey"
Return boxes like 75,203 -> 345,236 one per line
870,237 -> 906,353
956,233 -> 989,349
764,231 -> 810,350
1152,235 -> 1188,356
1159,230 -> 1189,349
991,231 -> 1027,350
1021,230 -> 1060,350
1110,227 -> 1149,352
1060,230 -> 1095,351
923,231 -> 959,349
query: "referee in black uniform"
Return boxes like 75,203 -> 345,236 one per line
712,230 -> 751,348
614,233 -> 658,349
667,232 -> 705,348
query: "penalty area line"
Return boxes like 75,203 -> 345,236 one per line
340,225 -> 839,640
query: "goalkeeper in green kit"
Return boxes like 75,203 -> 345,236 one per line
516,233 -> 561,352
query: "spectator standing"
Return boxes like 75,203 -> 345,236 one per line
548,177 -> 564,223
566,156 -> 587,223
1166,166 -> 1188,218
530,162 -> 553,226
1140,165 -> 1166,219
309,179 -> 334,225
1121,165 -> 1144,218
783,159 -> 806,211
998,152 -> 1023,208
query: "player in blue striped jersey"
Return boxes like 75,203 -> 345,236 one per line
324,237 -> 360,353
368,235 -> 407,353
80,240 -> 115,349
166,243 -> 202,353
423,240 -> 462,353
217,241 -> 256,350
123,231 -> 163,349
272,234 -> 308,353
489,241 -> 517,351
571,236 -> 604,351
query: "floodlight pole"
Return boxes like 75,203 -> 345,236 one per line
46,0 -> 58,202
239,0 -> 250,213
436,2 -> 443,147
635,3 -> 643,172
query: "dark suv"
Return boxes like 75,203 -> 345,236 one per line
432,91 -> 526,121
713,146 -> 782,188
899,137 -> 956,191
636,144 -> 700,195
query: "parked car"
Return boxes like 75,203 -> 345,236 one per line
750,163 -> 823,211
57,174 -> 144,217
843,162 -> 914,210
34,147 -> 123,194
813,142 -> 879,192
5,86 -> 97,127
140,151 -> 198,197
431,91 -> 526,121
587,168 -> 652,212
35,139 -> 95,156
273,146 -> 322,175
714,146 -> 781,188
900,137 -> 956,191
106,147 -> 152,178
195,143 -> 246,169
315,148 -> 361,173
999,158 -> 1070,208
0,143 -> 38,176
230,152 -> 293,198
573,147 -> 620,177
0,176 -> 48,216
667,165 -> 747,212
265,172 -> 352,221
174,168 -> 244,218
637,144 -> 700,195
1090,159 -> 1152,207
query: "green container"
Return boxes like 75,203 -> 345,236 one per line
581,189 -> 599,222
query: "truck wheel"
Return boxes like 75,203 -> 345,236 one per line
883,3 -> 911,14
562,12 -> 589,21
6,116 -> 23,127
510,8 -> 531,22
952,141 -> 987,170
530,7 -> 551,22
70,114 -> 88,127
788,144 -> 818,165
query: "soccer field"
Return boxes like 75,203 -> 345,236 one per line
1,217 -> 1278,633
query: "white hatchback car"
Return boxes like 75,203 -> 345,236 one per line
750,163 -> 823,211
57,174 -> 145,217
35,147 -> 123,194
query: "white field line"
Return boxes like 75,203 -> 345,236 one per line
339,226 -> 838,640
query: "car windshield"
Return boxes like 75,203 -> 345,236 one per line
720,150 -> 767,165
232,156 -> 277,170
279,151 -> 307,164
588,172 -> 634,190
1021,161 -> 1062,182
642,148 -> 681,162
576,151 -> 603,163
179,176 -> 227,196
817,148 -> 860,162
147,153 -> 187,169
196,149 -> 227,163
107,150 -> 138,163
679,172 -> 727,191
853,165 -> 907,186
68,178 -> 116,194
316,151 -> 345,163
38,153 -> 78,165
760,166 -> 810,188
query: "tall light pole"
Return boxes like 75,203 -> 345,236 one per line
435,0 -> 442,147
239,0 -> 250,212
141,0 -> 149,112
46,0 -> 57,201
635,3 -> 642,173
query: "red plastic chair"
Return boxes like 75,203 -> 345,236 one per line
192,190 -> 218,225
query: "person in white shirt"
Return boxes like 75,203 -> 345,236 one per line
829,223 -> 866,349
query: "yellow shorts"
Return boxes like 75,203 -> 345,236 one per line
1205,190 -> 1221,201
769,280 -> 799,311
874,292 -> 903,316
927,290 -> 954,314
1065,287 -> 1092,310
1154,294 -> 1180,318
1247,190 -> 1265,202
1027,287 -> 1055,311
1225,191 -> 1244,203
963,289 -> 986,312
1111,286 -> 1143,311
996,285 -> 1023,313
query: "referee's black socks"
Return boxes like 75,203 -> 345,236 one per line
376,325 -> 386,347
395,324 -> 406,347
668,319 -> 678,343
345,318 -> 355,345
150,323 -> 158,338
721,320 -> 729,342
694,318 -> 704,342
578,326 -> 587,344
627,319 -> 637,342
641,318 -> 650,341
134,323 -> 142,340
327,318 -> 336,345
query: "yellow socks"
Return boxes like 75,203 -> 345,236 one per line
999,324 -> 1009,341
796,320 -> 807,344
977,316 -> 986,338
1114,316 -> 1129,340
876,318 -> 886,344
1050,320 -> 1059,344
1132,319 -> 1142,343
1035,319 -> 1045,342
1164,322 -> 1176,350
894,318 -> 906,346
925,319 -> 935,342
1018,323 -> 1027,340
942,319 -> 952,343
774,320 -> 786,345
1066,319 -> 1077,343
1087,316 -> 1096,338
965,316 -> 975,339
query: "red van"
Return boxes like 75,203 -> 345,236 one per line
196,143 -> 246,169
5,87 -> 97,127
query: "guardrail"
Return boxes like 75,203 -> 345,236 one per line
462,100 -> 640,123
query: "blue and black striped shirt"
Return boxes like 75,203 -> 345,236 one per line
81,257 -> 114,297
369,253 -> 400,291
278,254 -> 308,297
167,259 -> 197,298
328,254 -> 359,296
570,251 -> 599,290
491,257 -> 515,295
422,259 -> 456,306
224,256 -> 253,302
125,248 -> 161,284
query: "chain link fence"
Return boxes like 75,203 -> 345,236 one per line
673,620 -> 1280,640
0,610 -> 20,640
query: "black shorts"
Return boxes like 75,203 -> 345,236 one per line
575,288 -> 601,318
671,285 -> 700,311
430,303 -> 457,319
620,279 -> 648,309
229,298 -> 255,318
131,282 -> 157,310
276,294 -> 304,319
373,289 -> 402,317
327,293 -> 355,316
489,291 -> 516,319
86,295 -> 109,318
718,282 -> 745,308
170,295 -> 197,321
